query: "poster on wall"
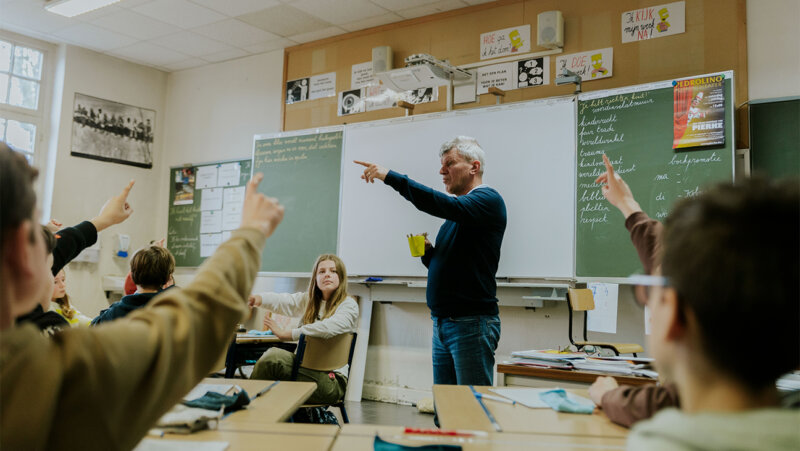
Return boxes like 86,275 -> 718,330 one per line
622,1 -> 685,43
173,167 -> 195,205
364,85 -> 395,111
71,93 -> 155,169
286,77 -> 309,104
401,87 -> 438,105
338,88 -> 365,116
480,25 -> 531,60
517,56 -> 550,88
672,74 -> 726,150
351,62 -> 376,89
556,47 -> 613,81
477,62 -> 516,94
309,72 -> 336,100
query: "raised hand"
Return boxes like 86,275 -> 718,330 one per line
241,173 -> 285,238
594,154 -> 641,218
91,180 -> 135,231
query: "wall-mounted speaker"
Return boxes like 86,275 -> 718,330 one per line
537,11 -> 564,49
372,46 -> 393,74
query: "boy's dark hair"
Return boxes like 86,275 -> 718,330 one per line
0,143 -> 39,257
662,177 -> 799,389
130,246 -> 175,290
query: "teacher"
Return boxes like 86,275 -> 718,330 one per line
355,136 -> 507,386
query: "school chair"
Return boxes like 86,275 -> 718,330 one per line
290,332 -> 357,423
566,288 -> 643,356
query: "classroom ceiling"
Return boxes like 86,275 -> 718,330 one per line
0,0 -> 494,72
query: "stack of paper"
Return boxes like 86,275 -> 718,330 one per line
508,349 -> 587,369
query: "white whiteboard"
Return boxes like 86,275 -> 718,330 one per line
340,98 -> 576,278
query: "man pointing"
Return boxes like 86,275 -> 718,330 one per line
355,136 -> 506,386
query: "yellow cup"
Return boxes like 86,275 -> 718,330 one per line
408,235 -> 426,257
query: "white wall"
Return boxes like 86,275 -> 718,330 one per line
746,0 -> 800,100
51,45 -> 167,317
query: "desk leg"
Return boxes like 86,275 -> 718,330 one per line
224,339 -> 238,379
345,285 -> 373,402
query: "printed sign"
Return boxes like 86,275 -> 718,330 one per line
338,88 -> 365,116
672,74 -> 726,149
556,47 -> 613,81
622,1 -> 685,43
351,62 -> 376,89
480,25 -> 531,60
517,57 -> 550,88
286,78 -> 309,104
477,62 -> 516,94
309,72 -> 336,100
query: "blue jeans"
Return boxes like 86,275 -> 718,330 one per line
432,315 -> 501,386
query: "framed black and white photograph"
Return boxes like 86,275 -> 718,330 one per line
71,93 -> 155,169
286,77 -> 310,104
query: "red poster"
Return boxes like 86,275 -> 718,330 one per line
673,74 -> 726,149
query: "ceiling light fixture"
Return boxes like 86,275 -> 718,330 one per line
44,0 -> 122,18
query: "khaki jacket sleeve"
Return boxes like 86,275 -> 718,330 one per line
601,383 -> 680,428
625,211 -> 663,275
0,228 -> 264,450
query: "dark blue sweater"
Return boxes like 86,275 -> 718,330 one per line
384,170 -> 507,318
91,291 -> 161,325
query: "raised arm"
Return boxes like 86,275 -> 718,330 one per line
249,291 -> 309,318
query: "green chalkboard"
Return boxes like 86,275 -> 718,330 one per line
750,98 -> 800,180
252,127 -> 343,274
167,159 -> 252,267
576,76 -> 735,278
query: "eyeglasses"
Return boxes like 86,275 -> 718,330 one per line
627,274 -> 670,306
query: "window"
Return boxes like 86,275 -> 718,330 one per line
0,38 -> 44,162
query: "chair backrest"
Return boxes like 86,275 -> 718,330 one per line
567,288 -> 595,312
297,333 -> 357,373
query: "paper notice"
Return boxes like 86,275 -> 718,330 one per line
200,210 -> 222,234
200,233 -> 223,258
217,162 -> 240,187
196,166 -> 218,189
200,188 -> 223,211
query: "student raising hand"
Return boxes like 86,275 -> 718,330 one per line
91,180 -> 135,231
241,173 -> 284,238
594,154 -> 641,219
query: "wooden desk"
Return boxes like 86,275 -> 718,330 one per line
433,385 -> 629,439
146,428 -> 336,450
198,378 -> 316,425
497,364 -> 656,389
332,425 -> 626,450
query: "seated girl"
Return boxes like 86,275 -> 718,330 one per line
51,269 -> 92,326
248,254 -> 358,405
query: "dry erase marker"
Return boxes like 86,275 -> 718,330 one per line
403,427 -> 488,437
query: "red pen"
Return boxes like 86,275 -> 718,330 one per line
403,427 -> 486,437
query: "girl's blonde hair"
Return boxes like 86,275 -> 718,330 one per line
53,271 -> 76,320
301,254 -> 348,326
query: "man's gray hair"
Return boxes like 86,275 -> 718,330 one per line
439,136 -> 485,174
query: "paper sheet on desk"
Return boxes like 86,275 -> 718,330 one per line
134,438 -> 228,451
489,388 -> 594,409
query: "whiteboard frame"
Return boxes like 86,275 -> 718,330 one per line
251,125 -> 346,278
574,70 -> 736,283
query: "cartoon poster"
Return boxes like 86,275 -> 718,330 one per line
476,62 -> 516,94
338,88 -> 365,116
517,56 -> 550,88
622,1 -> 685,43
400,87 -> 438,105
286,78 -> 309,104
480,25 -> 531,60
672,74 -> 726,149
364,85 -> 396,111
309,72 -> 336,100
556,47 -> 613,81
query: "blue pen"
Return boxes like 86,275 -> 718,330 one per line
469,385 -> 502,432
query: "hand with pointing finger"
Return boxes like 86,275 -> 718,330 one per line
354,160 -> 389,184
594,154 -> 641,219
91,180 -> 135,232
